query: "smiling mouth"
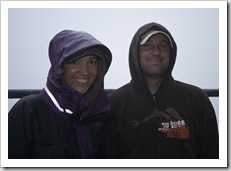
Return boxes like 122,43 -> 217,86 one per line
149,59 -> 161,65
75,78 -> 88,84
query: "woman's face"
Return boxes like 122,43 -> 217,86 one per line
63,55 -> 98,94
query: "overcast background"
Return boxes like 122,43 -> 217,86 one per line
8,8 -> 219,125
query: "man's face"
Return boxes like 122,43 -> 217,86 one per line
139,34 -> 171,80
62,55 -> 98,94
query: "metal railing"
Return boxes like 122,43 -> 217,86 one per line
8,89 -> 219,99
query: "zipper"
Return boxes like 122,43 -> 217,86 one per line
151,93 -> 161,158
151,88 -> 158,103
152,95 -> 156,103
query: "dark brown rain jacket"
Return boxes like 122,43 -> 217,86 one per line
105,22 -> 219,159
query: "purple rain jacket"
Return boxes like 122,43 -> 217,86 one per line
8,30 -> 112,159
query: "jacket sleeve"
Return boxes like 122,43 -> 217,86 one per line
105,117 -> 120,159
8,99 -> 34,159
196,94 -> 219,159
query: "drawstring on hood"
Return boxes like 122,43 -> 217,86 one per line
129,22 -> 177,97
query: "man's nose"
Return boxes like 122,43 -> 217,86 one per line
151,46 -> 161,55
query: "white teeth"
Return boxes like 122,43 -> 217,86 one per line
76,79 -> 88,83
151,60 -> 160,62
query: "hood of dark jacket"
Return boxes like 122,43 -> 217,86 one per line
41,30 -> 112,120
129,22 -> 177,96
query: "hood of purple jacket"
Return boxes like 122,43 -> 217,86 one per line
40,30 -> 112,120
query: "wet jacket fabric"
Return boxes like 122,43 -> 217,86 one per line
8,30 -> 112,159
105,23 -> 219,159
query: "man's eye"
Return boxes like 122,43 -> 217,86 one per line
159,44 -> 168,48
142,44 -> 153,49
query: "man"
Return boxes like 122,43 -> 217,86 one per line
105,22 -> 219,159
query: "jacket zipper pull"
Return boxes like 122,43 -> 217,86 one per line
153,95 -> 156,102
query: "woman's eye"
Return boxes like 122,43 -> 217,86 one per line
72,60 -> 79,64
89,60 -> 98,65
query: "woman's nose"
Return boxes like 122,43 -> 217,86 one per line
79,64 -> 89,75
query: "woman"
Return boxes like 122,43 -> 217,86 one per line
8,30 -> 112,159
